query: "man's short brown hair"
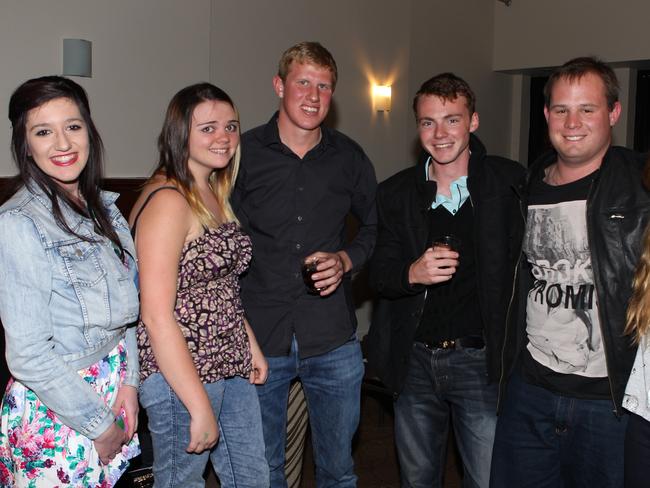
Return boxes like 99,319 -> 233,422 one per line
412,72 -> 476,116
544,56 -> 619,110
277,41 -> 338,89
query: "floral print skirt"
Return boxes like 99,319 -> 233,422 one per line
0,341 -> 140,487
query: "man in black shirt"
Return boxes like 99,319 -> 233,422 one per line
491,57 -> 650,487
232,41 -> 377,487
368,73 -> 524,487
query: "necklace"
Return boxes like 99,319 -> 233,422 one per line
544,164 -> 563,186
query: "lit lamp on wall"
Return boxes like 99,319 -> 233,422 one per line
373,84 -> 392,112
62,39 -> 92,77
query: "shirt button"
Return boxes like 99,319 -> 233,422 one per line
295,243 -> 302,250
452,209 -> 457,214
298,186 -> 304,192
297,215 -> 303,222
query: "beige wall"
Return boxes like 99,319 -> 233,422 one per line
494,0 -> 650,71
208,0 -> 514,182
0,0 -> 211,176
410,0 -> 512,160
494,0 -> 649,159
0,1 -> 516,178
209,0 -> 413,183
3,1 -> 646,175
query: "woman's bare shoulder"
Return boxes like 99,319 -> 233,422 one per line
129,177 -> 187,227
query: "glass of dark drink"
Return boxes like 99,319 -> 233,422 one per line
301,257 -> 321,294
431,234 -> 461,253
432,235 -> 461,273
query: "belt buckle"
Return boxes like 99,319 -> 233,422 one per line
440,339 -> 455,349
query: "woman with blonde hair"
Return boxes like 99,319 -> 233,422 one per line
131,83 -> 268,487
622,158 -> 650,488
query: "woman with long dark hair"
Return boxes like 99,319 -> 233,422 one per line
131,83 -> 268,486
0,76 -> 140,486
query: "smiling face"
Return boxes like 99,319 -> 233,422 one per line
274,61 -> 334,135
416,94 -> 479,167
187,99 -> 240,180
25,97 -> 89,196
544,72 -> 621,170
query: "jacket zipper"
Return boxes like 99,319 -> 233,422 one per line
421,177 -> 436,306
468,186 -> 490,341
585,176 -> 620,415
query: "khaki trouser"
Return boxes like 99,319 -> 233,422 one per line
285,381 -> 309,487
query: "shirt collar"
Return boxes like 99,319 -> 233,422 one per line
424,156 -> 469,214
261,111 -> 334,151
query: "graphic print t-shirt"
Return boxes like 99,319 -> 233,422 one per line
521,169 -> 610,399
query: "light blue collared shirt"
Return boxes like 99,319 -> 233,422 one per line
425,156 -> 469,215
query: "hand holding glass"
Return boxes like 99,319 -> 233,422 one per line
432,235 -> 460,274
432,235 -> 461,253
301,257 -> 322,294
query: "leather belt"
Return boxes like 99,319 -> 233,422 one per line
420,336 -> 485,350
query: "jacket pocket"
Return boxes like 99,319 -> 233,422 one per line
56,240 -> 106,286
55,240 -> 110,330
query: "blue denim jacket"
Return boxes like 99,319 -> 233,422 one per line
0,183 -> 139,439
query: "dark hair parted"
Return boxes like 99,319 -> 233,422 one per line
154,83 -> 240,226
278,41 -> 338,89
413,73 -> 476,117
7,75 -> 123,254
544,56 -> 619,110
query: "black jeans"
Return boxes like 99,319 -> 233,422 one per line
624,412 -> 650,488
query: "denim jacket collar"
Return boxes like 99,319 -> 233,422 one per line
25,181 -> 119,232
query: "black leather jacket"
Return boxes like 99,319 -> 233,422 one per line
367,135 -> 525,396
498,145 -> 650,415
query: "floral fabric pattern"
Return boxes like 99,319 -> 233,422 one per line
138,222 -> 253,383
0,341 -> 140,487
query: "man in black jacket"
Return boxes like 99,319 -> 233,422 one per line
368,73 -> 524,487
490,57 -> 650,488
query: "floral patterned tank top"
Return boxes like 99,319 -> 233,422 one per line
138,221 -> 253,383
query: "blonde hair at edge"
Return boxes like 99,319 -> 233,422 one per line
174,141 -> 241,229
625,158 -> 650,343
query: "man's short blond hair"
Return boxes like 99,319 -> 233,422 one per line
278,41 -> 338,89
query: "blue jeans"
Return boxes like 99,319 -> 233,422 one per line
139,373 -> 269,487
257,335 -> 363,488
395,342 -> 497,488
491,371 -> 627,488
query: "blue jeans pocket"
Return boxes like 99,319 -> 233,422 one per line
459,345 -> 487,360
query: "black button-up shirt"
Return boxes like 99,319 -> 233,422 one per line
232,113 -> 377,358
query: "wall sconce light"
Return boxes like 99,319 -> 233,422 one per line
62,39 -> 92,77
373,85 -> 392,112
